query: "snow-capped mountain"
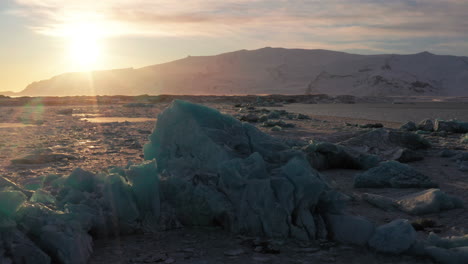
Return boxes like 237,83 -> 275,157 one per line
14,48 -> 468,96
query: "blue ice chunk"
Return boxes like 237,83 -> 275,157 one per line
126,160 -> 160,222
102,174 -> 139,231
64,168 -> 96,193
0,190 -> 27,218
30,189 -> 57,206
15,203 -> 93,264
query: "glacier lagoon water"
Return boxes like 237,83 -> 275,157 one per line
268,102 -> 468,123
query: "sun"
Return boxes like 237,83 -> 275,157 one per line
66,23 -> 103,70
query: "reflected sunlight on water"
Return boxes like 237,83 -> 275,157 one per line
80,117 -> 156,123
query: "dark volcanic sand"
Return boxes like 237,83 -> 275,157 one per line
1,97 -> 467,264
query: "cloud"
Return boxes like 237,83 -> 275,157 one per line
10,0 -> 468,54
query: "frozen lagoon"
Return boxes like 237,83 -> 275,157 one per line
266,102 -> 468,123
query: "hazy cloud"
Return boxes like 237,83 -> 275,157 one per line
10,0 -> 468,54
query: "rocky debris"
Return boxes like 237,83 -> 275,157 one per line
418,119 -> 434,131
354,161 -> 437,188
339,129 -> 430,161
368,219 -> 416,254
358,123 -> 383,128
326,214 -> 375,246
435,119 -> 468,133
397,189 -> 463,215
11,148 -> 76,165
303,142 -> 380,170
401,121 -> 417,131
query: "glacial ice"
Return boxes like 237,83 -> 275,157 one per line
144,100 -> 338,240
0,100 -> 466,263
397,188 -> 463,215
354,161 -> 438,188
303,141 -> 380,170
368,219 -> 416,254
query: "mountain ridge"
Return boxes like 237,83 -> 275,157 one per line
7,47 -> 468,96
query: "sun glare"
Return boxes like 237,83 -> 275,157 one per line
66,23 -> 103,70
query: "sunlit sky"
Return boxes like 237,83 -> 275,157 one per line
1,0 -> 468,92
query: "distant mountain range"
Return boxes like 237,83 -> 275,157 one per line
4,47 -> 468,96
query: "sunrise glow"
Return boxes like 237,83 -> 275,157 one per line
66,23 -> 103,70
